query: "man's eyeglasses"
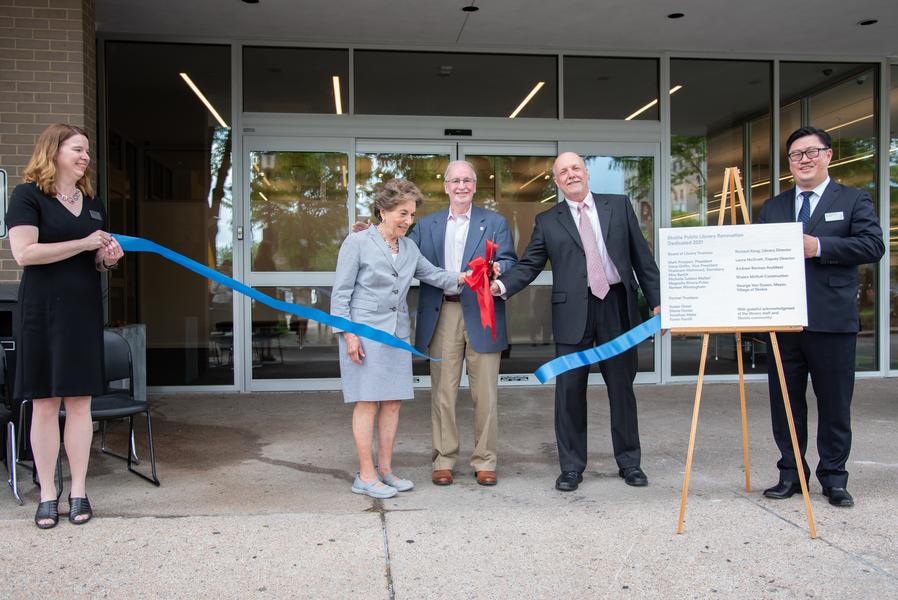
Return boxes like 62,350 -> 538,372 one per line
446,178 -> 476,185
787,147 -> 830,162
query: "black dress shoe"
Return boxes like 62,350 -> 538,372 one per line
823,487 -> 854,507
618,466 -> 648,487
763,481 -> 801,499
555,471 -> 583,492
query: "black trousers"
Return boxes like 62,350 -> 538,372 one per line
766,330 -> 855,489
554,284 -> 641,473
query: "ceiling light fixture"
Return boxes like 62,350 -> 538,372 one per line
519,170 -> 546,190
332,75 -> 343,115
509,81 -> 545,119
179,72 -> 229,128
825,114 -> 873,133
625,85 -> 682,121
539,194 -> 557,204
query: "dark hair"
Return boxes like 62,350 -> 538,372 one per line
786,126 -> 831,152
373,178 -> 423,222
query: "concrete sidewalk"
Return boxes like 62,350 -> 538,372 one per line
2,378 -> 896,599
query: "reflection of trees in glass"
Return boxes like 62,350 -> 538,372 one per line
250,151 -> 349,271
356,154 -> 448,223
670,136 -> 707,227
208,126 -> 232,271
609,156 -> 654,248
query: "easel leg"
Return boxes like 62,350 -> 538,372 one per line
735,332 -> 751,492
769,333 -> 817,539
677,333 -> 710,534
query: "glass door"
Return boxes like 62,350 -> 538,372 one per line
242,137 -> 353,390
559,142 -> 662,384
459,143 -> 558,384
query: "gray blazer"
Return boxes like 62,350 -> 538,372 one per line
331,227 -> 460,339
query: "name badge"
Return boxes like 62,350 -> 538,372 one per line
824,211 -> 844,222
88,210 -> 103,221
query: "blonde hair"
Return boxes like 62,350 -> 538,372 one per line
23,123 -> 94,197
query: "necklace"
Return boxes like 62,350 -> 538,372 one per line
377,225 -> 399,253
57,187 -> 82,205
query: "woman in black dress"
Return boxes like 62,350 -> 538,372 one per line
6,124 -> 123,529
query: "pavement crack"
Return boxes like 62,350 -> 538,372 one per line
366,499 -> 396,600
734,490 -> 898,583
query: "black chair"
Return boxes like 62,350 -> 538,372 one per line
0,346 -> 22,504
61,330 -> 160,486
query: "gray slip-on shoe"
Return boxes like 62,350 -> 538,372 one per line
380,472 -> 414,492
352,475 -> 398,499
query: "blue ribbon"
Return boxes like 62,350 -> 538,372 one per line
533,315 -> 661,384
113,234 -> 435,360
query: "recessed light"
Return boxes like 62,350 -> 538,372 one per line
667,12 -> 685,19
462,5 -> 479,12
857,18 -> 878,26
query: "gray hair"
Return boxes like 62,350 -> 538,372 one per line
443,160 -> 477,182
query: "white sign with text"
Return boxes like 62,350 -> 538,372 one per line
659,223 -> 807,330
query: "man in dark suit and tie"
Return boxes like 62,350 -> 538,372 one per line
493,152 -> 661,491
758,126 -> 884,507
408,160 -> 516,487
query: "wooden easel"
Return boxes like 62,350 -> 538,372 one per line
673,167 -> 817,539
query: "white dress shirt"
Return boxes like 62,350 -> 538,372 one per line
794,176 -> 829,257
564,194 -> 622,285
444,205 -> 472,272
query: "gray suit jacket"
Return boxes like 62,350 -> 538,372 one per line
331,227 -> 460,339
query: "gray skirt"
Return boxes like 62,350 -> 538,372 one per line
338,335 -> 414,403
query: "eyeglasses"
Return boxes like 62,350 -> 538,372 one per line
787,147 -> 830,162
446,178 -> 476,185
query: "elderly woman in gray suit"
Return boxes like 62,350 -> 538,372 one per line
332,179 -> 469,499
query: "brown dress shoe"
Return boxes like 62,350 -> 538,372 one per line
432,469 -> 453,485
475,471 -> 497,486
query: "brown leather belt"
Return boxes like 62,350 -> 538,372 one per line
443,295 -> 461,302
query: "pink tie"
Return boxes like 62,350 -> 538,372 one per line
577,203 -> 610,299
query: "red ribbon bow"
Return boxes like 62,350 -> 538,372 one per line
464,239 -> 498,341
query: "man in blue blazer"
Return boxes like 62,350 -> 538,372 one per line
408,160 -> 517,486
758,126 -> 884,507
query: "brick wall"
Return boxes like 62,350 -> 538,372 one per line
0,0 -> 97,282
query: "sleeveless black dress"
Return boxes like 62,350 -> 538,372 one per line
5,182 -> 105,399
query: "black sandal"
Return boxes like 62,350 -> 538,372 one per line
34,499 -> 59,529
68,495 -> 93,525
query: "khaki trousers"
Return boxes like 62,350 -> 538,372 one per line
429,301 -> 500,472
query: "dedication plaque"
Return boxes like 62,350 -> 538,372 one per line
659,223 -> 807,330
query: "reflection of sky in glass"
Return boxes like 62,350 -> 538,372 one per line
584,156 -> 627,195
207,127 -> 233,268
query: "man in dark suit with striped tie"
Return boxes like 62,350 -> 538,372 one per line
758,126 -> 884,507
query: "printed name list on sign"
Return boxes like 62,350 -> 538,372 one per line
659,223 -> 808,330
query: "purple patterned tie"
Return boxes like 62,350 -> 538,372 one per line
577,203 -> 610,299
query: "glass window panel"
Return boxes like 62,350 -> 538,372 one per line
564,57 -> 659,120
243,47 -> 348,114
670,58 -> 772,376
583,155 -> 656,372
780,62 -> 879,371
105,41 -> 232,386
465,154 -> 556,266
891,65 -> 898,370
249,151 -> 349,272
354,153 -> 450,224
354,51 -> 557,118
